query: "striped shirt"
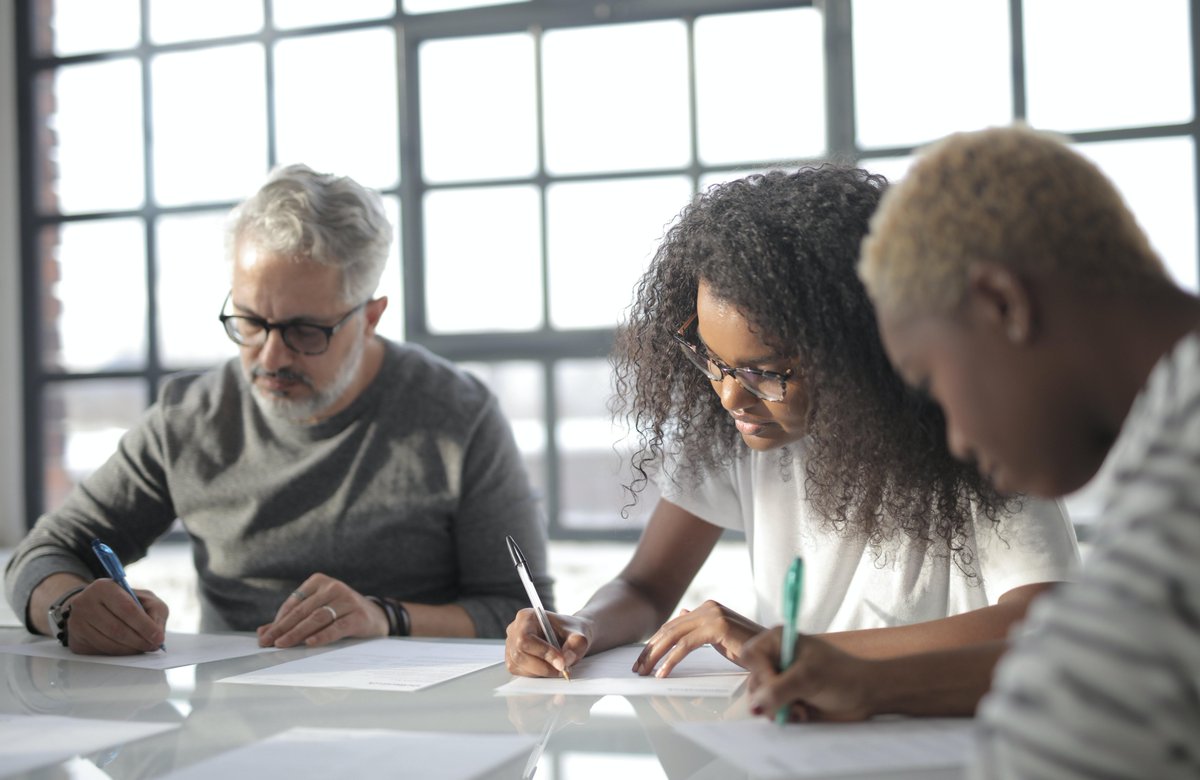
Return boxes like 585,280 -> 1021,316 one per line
971,330 -> 1200,779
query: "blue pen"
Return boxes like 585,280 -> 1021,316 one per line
91,539 -> 165,651
776,556 -> 804,725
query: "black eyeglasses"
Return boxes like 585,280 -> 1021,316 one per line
672,314 -> 792,402
218,292 -> 367,356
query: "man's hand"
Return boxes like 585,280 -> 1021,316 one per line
742,626 -> 878,723
256,573 -> 388,648
505,608 -> 592,678
65,580 -> 169,655
632,600 -> 764,678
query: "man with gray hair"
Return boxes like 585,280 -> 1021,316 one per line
6,164 -> 553,654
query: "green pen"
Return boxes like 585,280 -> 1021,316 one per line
776,556 -> 804,725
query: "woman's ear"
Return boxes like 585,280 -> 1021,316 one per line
966,263 -> 1035,345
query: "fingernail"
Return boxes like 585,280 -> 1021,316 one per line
750,704 -> 764,716
552,658 -> 564,672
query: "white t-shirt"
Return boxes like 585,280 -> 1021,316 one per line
971,330 -> 1200,779
658,440 -> 1080,632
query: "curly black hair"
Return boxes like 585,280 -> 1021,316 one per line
612,165 -> 1012,570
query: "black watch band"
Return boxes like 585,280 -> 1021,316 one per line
47,584 -> 88,647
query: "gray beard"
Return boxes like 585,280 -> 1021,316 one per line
249,335 -> 366,424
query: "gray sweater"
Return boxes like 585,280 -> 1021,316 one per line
5,339 -> 553,638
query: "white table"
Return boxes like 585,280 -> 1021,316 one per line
0,628 -> 963,779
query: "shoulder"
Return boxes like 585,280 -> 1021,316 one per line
156,360 -> 243,415
378,340 -> 497,420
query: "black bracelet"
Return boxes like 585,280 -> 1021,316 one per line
367,596 -> 398,636
386,598 -> 411,637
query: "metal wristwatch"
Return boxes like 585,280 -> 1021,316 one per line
47,584 -> 88,647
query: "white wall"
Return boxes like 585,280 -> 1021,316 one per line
0,0 -> 26,545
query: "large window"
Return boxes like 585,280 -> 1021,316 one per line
18,0 -> 1198,536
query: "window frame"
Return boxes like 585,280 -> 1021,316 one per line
15,0 -> 1200,544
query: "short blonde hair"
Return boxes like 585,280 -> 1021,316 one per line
859,124 -> 1165,319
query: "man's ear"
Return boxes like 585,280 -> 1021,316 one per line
363,296 -> 388,336
966,263 -> 1035,344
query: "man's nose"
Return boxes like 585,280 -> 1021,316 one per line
256,328 -> 293,371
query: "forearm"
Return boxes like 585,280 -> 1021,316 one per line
820,582 -> 1056,659
404,602 -> 477,638
863,640 -> 1008,717
574,578 -> 668,654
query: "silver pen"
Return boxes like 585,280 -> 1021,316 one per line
506,534 -> 569,681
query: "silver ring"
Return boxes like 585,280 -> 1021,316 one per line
290,590 -> 308,601
321,605 -> 338,622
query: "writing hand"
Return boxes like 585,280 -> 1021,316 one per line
64,580 -> 169,656
505,608 -> 591,678
633,600 -> 764,678
256,573 -> 388,648
742,626 -> 876,723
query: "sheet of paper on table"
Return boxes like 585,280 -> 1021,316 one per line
0,713 -> 180,777
671,716 -> 975,778
494,644 -> 747,697
0,632 -> 281,670
157,727 -> 537,780
218,638 -> 504,692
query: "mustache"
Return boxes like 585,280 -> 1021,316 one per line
251,366 -> 314,389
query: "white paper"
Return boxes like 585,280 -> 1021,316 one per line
672,717 -> 974,777
0,713 -> 179,777
157,727 -> 536,780
0,631 -> 281,670
494,644 -> 747,698
218,638 -> 503,692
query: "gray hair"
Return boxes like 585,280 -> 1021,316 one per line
226,164 -> 392,304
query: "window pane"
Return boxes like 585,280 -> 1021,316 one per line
148,0 -> 263,44
424,186 -> 542,333
854,0 -> 1012,149
42,380 -> 147,513
1025,0 -> 1193,132
36,0 -> 140,57
38,61 -> 144,214
374,196 -> 406,344
152,44 -> 268,206
275,29 -> 400,190
1074,137 -> 1199,292
403,0 -> 521,14
458,361 -> 547,504
547,176 -> 692,329
42,220 -> 147,373
695,9 -> 825,164
556,359 -> 656,531
420,34 -> 537,183
157,212 -> 238,369
272,0 -> 395,29
543,21 -> 690,174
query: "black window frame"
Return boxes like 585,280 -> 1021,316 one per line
16,0 -> 1200,544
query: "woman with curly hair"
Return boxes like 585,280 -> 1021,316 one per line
505,165 -> 1078,715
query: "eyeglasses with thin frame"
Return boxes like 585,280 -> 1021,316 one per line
218,292 -> 367,356
672,313 -> 792,402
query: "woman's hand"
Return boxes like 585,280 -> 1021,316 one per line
742,626 -> 879,723
257,573 -> 388,648
505,609 -> 593,678
632,600 -> 765,677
